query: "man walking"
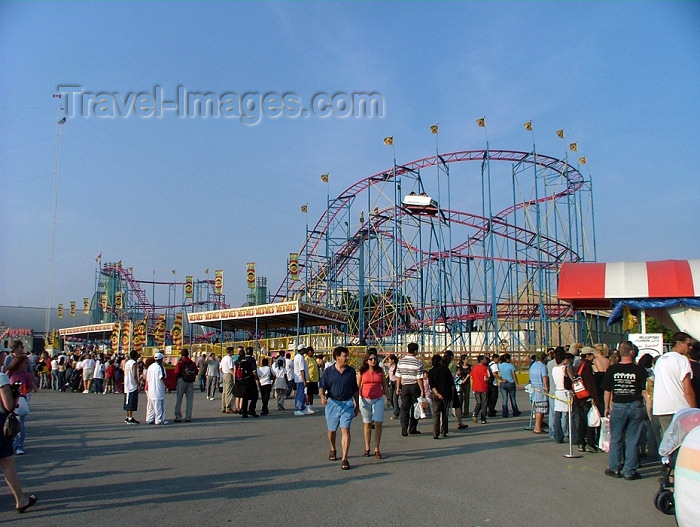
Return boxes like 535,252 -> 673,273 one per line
471,354 -> 490,424
652,331 -> 696,436
319,346 -> 359,470
602,341 -> 647,480
220,347 -> 235,414
146,352 -> 168,425
174,348 -> 197,423
240,347 -> 260,418
293,345 -> 311,416
396,342 -> 425,436
123,350 -> 140,424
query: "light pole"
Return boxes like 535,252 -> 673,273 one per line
45,110 -> 67,336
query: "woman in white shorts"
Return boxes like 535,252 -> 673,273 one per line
357,349 -> 389,459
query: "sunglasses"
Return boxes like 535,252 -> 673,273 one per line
368,357 -> 378,361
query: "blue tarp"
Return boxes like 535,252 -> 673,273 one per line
608,298 -> 700,326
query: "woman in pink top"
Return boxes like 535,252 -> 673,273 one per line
357,349 -> 389,459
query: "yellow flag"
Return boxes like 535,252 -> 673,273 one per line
569,142 -> 578,151
430,124 -> 439,134
578,157 -> 587,165
622,305 -> 637,331
556,129 -> 565,139
476,117 -> 486,127
524,121 -> 532,131
301,204 -> 308,213
321,173 -> 329,182
383,136 -> 394,145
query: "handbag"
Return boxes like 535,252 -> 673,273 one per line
16,396 -> 30,417
3,411 -> 21,439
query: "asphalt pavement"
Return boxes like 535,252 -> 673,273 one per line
0,388 -> 679,527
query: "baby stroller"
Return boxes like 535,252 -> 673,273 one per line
655,408 -> 700,515
66,368 -> 83,392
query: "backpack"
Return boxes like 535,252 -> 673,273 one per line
235,362 -> 245,380
182,360 -> 197,383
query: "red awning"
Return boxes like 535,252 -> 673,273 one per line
559,259 -> 700,309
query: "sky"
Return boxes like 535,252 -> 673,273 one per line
1,1 -> 699,313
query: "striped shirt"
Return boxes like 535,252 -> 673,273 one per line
396,355 -> 423,385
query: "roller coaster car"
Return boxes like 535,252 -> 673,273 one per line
402,193 -> 438,216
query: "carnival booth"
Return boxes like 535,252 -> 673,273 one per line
558,259 -> 700,338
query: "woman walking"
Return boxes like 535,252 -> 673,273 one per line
357,349 -> 389,458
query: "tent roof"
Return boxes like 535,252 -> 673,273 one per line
559,259 -> 700,309
187,300 -> 348,332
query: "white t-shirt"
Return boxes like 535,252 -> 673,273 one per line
220,354 -> 234,375
93,360 -> 105,379
124,358 -> 139,393
257,366 -> 272,385
146,361 -> 166,400
51,359 -> 58,371
293,353 -> 308,383
653,351 -> 693,416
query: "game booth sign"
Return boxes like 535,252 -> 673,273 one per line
558,259 -> 700,338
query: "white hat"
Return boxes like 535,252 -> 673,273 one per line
154,352 -> 164,360
296,344 -> 305,351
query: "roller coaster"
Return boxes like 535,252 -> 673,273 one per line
274,147 -> 595,352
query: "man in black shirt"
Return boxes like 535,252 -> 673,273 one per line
602,341 -> 647,480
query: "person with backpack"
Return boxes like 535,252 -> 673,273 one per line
174,348 -> 197,423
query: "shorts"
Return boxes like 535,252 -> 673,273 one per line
533,400 -> 548,414
359,396 -> 385,424
325,398 -> 355,431
306,382 -> 319,396
83,369 -> 94,381
123,390 -> 139,411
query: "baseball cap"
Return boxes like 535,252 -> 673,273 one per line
296,344 -> 305,351
580,346 -> 595,356
154,352 -> 164,360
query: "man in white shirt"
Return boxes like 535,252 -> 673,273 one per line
220,347 -> 235,414
146,352 -> 168,425
293,346 -> 311,416
123,350 -> 140,424
653,331 -> 696,436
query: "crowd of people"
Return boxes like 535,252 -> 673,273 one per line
527,332 -> 699,481
2,330 -> 698,493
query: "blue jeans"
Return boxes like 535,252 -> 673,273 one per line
499,381 -> 519,417
295,382 -> 306,411
14,415 -> 26,451
608,400 -> 646,477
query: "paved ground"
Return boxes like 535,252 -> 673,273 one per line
0,389 -> 678,527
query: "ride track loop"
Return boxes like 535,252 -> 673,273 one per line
283,149 -> 594,349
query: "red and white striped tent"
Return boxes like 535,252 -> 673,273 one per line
558,259 -> 700,336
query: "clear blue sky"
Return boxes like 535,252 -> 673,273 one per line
1,1 -> 698,310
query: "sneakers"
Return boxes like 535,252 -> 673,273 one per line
125,417 -> 140,425
481,419 -> 488,424
155,420 -> 169,425
82,390 -> 90,394
303,407 -> 315,414
294,410 -> 305,416
624,472 -> 642,480
174,419 -> 183,423
605,468 -> 622,478
15,448 -> 25,455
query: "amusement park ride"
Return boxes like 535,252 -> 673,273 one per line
62,138 -> 595,355
274,144 -> 595,353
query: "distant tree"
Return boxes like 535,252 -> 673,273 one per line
645,316 -> 674,343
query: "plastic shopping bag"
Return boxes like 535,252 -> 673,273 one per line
413,397 -> 432,420
587,404 -> 601,427
598,416 -> 610,452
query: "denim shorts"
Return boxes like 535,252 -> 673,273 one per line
325,398 -> 355,430
359,397 -> 385,423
